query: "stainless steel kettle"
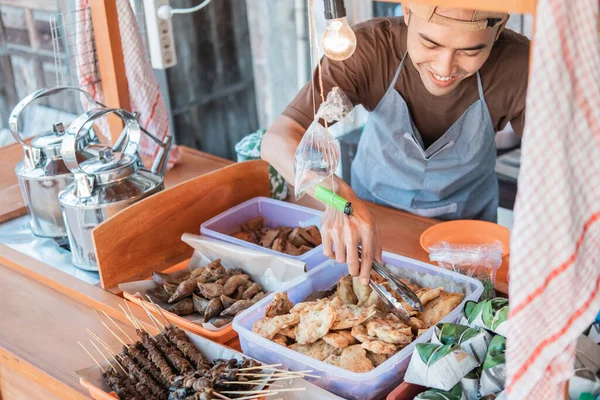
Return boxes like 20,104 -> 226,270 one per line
58,107 -> 172,271
9,86 -> 102,238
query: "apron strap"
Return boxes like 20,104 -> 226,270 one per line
476,71 -> 485,100
386,52 -> 409,95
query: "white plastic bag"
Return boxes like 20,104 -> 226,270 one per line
293,88 -> 353,199
429,241 -> 503,299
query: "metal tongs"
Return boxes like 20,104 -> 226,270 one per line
357,248 -> 423,322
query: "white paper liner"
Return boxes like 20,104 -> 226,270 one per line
119,235 -> 306,331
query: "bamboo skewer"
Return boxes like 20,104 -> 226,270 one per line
78,341 -> 105,373
89,339 -> 117,373
212,392 -> 234,400
220,381 -> 284,387
238,363 -> 282,371
100,321 -> 128,347
102,309 -> 135,343
221,388 -> 307,395
119,304 -> 140,330
146,294 -> 172,328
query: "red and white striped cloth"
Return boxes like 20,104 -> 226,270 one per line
76,0 -> 179,169
506,0 -> 600,398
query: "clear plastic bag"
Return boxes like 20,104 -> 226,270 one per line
293,88 -> 353,199
428,241 -> 503,299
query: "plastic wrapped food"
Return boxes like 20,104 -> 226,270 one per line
429,241 -> 503,299
294,87 -> 353,199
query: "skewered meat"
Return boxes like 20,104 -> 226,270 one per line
242,283 -> 262,300
167,298 -> 195,316
165,327 -> 210,370
222,274 -> 249,296
169,279 -> 197,303
220,300 -> 253,317
138,329 -> 176,384
264,292 -> 294,318
126,345 -> 170,389
203,298 -> 224,323
196,283 -> 224,299
295,300 -> 336,344
192,294 -> 210,315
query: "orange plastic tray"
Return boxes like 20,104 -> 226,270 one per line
386,382 -> 427,399
122,259 -> 238,344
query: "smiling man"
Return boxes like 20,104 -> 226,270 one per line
261,4 -> 529,283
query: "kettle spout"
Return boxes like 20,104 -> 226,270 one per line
152,134 -> 173,176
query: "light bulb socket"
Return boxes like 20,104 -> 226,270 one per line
323,0 -> 346,20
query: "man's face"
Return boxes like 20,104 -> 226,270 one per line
404,6 -> 500,96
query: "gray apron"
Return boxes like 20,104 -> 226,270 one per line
351,52 -> 498,222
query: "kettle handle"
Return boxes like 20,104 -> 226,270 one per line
61,108 -> 141,175
8,86 -> 105,149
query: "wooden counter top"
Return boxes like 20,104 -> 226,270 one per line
0,147 -> 507,399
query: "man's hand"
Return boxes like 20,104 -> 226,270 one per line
321,198 -> 382,285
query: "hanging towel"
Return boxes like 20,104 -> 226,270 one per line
506,0 -> 600,398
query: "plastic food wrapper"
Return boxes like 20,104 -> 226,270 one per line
404,343 -> 479,391
479,335 -> 506,397
567,335 -> 600,399
118,234 -> 306,331
293,87 -> 353,199
429,241 -> 503,299
460,298 -> 509,337
431,323 -> 493,365
461,368 -> 482,400
415,383 -> 466,400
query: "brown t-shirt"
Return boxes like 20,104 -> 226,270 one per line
283,18 -> 530,148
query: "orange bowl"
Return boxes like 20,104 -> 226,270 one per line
420,220 -> 511,257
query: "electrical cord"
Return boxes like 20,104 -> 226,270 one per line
157,0 -> 212,20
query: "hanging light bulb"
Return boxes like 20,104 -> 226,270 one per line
321,0 -> 356,61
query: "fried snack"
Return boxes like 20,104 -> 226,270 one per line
325,345 -> 375,373
361,340 -> 397,355
330,304 -> 377,330
279,326 -> 296,340
272,334 -> 288,347
289,301 -> 317,314
252,314 -> 300,340
289,340 -> 340,361
416,286 -> 444,307
366,319 -> 413,345
336,275 -> 358,305
417,291 -> 465,326
295,301 -> 336,345
352,277 -> 372,306
265,292 -> 294,318
351,324 -> 377,343
366,351 -> 389,367
322,330 -> 357,349
232,231 -> 258,243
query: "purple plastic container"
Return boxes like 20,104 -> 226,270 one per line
233,252 -> 484,400
200,197 -> 328,270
